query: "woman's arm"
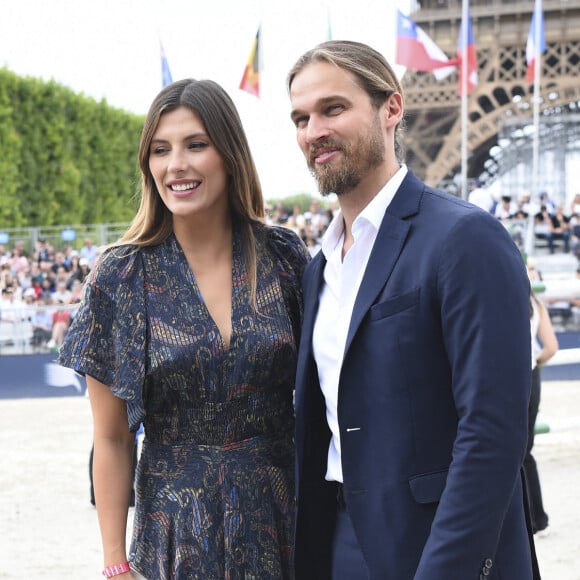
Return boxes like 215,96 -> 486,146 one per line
87,375 -> 135,577
536,299 -> 559,366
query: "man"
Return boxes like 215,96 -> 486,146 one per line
467,179 -> 495,213
288,40 -> 539,579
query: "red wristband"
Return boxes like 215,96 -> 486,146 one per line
102,561 -> 131,577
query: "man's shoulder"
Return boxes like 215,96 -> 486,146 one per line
421,185 -> 493,224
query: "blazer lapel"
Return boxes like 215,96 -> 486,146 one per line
295,253 -> 326,390
344,171 -> 423,356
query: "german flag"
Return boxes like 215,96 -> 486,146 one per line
239,27 -> 261,97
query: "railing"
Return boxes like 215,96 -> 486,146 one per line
0,223 -> 130,256
0,303 -> 80,356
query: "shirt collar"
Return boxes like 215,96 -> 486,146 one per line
321,164 -> 408,259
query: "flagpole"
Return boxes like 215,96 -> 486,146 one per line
532,0 -> 541,205
460,0 -> 469,200
525,0 -> 542,257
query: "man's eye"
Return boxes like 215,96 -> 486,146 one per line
293,116 -> 308,129
326,104 -> 344,116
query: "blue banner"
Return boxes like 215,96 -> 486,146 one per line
0,354 -> 87,399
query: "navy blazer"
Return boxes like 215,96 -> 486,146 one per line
294,171 -> 539,579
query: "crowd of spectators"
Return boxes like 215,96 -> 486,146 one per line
265,197 -> 337,257
0,199 -> 336,352
0,237 -> 98,352
4,189 -> 580,350
469,183 -> 580,257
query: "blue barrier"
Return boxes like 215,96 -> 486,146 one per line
0,353 -> 86,399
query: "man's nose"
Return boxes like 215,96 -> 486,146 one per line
304,116 -> 330,144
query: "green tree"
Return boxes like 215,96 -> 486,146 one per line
0,79 -> 23,225
0,67 -> 143,229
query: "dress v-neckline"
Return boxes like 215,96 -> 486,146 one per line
173,233 -> 239,351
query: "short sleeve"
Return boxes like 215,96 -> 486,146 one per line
58,246 -> 146,431
266,225 -> 310,346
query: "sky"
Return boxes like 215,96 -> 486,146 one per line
0,0 -> 411,200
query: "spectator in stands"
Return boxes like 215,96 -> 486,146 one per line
6,244 -> 29,278
304,235 -> 322,257
29,261 -> 45,286
15,260 -> 32,291
35,238 -> 51,265
47,300 -> 71,350
38,260 -> 55,290
526,257 -> 543,282
80,237 -> 99,267
536,204 -> 570,253
68,257 -> 91,289
52,280 -> 72,305
39,277 -> 53,301
494,195 -> 518,220
29,294 -> 53,350
307,198 -> 328,237
0,285 -> 25,322
569,193 -> 580,218
22,287 -> 37,310
0,263 -> 12,293
69,279 -> 84,304
539,191 -> 556,215
270,202 -> 290,225
517,192 -> 540,218
570,223 -> 580,261
0,244 -> 9,266
61,245 -> 76,271
50,251 -> 72,276
468,179 -> 495,212
286,204 -> 305,235
527,287 -> 558,537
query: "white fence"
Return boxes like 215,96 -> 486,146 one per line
0,303 -> 79,355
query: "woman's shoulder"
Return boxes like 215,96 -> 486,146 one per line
264,224 -> 309,261
259,224 -> 310,288
89,244 -> 144,290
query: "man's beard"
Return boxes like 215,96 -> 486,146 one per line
308,119 -> 385,196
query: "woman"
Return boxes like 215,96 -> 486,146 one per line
526,291 -> 559,536
59,79 -> 309,579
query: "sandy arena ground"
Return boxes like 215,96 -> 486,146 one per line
0,380 -> 579,579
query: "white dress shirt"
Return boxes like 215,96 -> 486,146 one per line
313,165 -> 408,482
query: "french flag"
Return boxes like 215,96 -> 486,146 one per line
396,10 -> 456,79
161,41 -> 173,88
457,4 -> 478,96
526,0 -> 546,83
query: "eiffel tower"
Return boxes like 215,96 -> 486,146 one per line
401,0 -> 580,201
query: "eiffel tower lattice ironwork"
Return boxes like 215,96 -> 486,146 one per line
401,0 -> 580,195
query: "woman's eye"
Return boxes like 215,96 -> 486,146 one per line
188,142 -> 208,150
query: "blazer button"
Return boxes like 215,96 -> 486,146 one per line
485,558 -> 493,568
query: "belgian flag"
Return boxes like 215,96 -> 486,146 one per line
239,26 -> 261,98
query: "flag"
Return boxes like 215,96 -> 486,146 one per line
239,27 -> 261,98
396,10 -> 457,79
457,4 -> 478,96
160,41 -> 173,87
526,0 -> 546,83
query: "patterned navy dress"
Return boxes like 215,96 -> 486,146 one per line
58,224 -> 309,580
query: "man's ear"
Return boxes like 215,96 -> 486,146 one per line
383,92 -> 404,127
